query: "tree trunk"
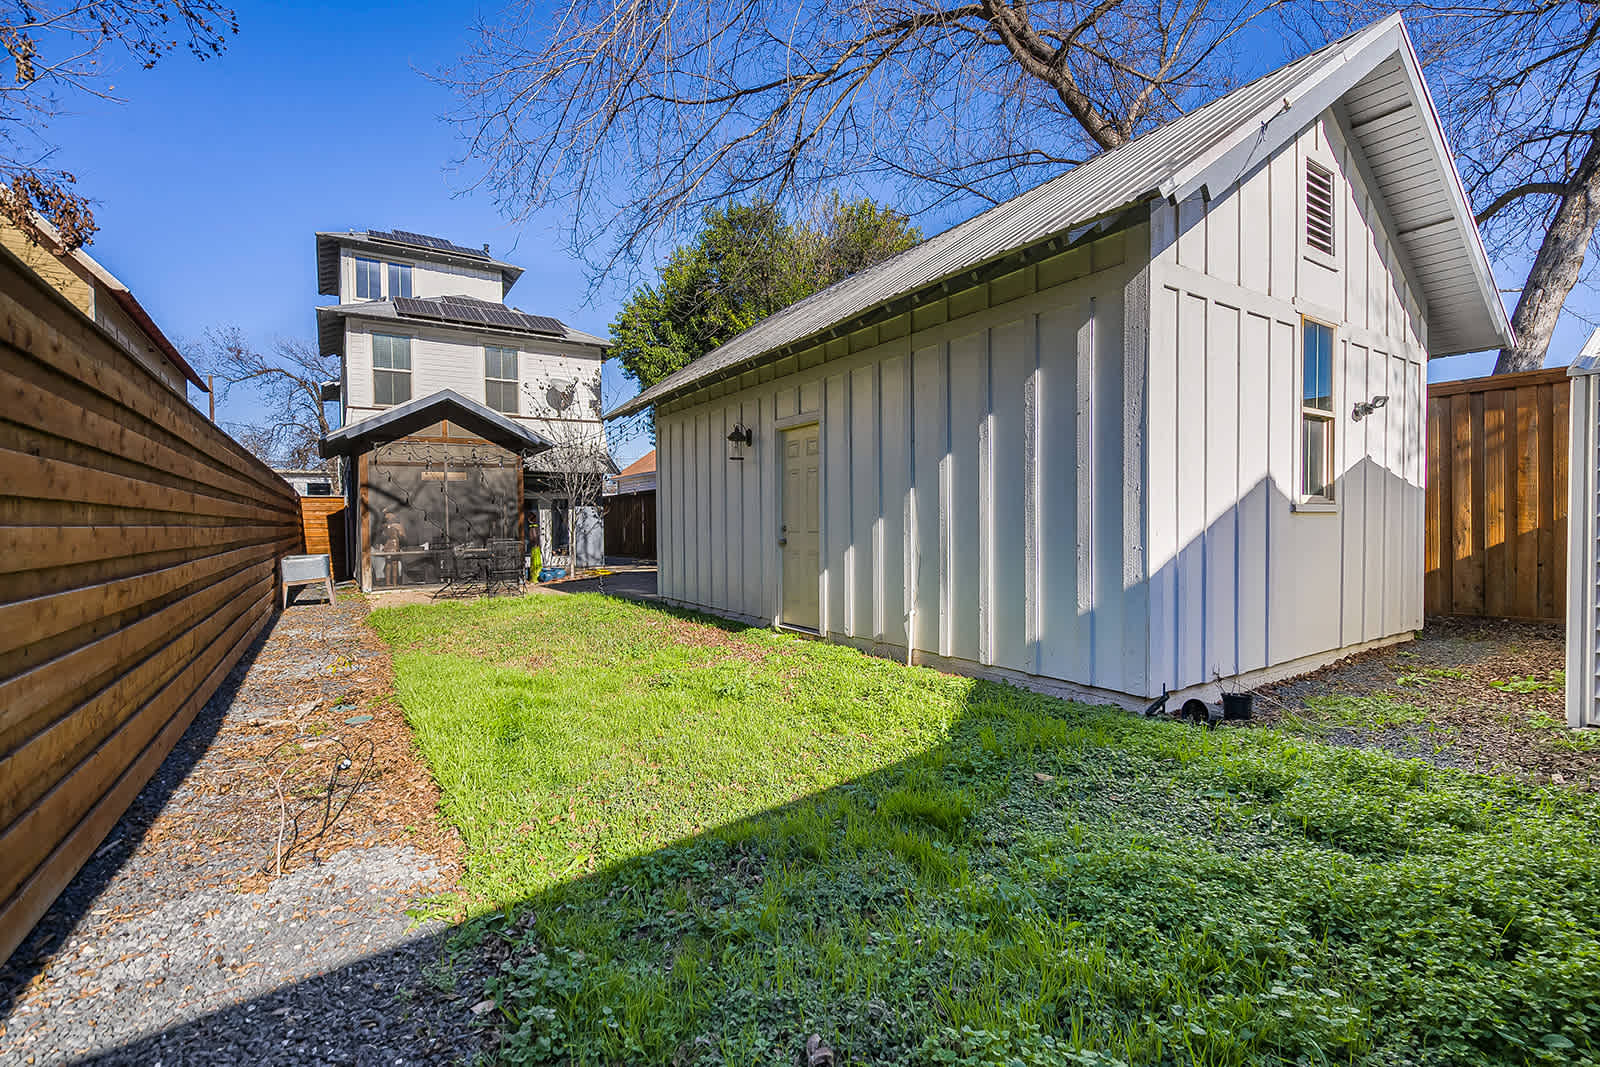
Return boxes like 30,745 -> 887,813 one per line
1495,130 -> 1600,373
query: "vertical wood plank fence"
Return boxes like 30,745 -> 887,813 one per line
1425,367 -> 1570,621
0,247 -> 301,964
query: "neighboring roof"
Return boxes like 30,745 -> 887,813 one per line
605,449 -> 657,494
617,450 -> 656,478
19,212 -> 208,391
319,388 -> 554,458
317,296 -> 608,357
102,286 -> 207,391
608,14 -> 1511,419
315,229 -> 525,297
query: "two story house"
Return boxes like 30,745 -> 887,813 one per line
314,228 -> 609,590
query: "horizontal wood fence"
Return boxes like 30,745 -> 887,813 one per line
0,247 -> 301,964
299,496 -> 349,579
1425,367 -> 1569,621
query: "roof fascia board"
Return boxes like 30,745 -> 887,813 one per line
1162,21 -> 1405,206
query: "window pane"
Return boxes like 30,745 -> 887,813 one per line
356,258 -> 380,300
1302,416 -> 1331,499
375,369 -> 411,407
375,334 -> 409,371
487,379 -> 517,413
1303,322 -> 1333,411
388,263 -> 412,299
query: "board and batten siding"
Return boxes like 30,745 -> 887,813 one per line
1145,112 -> 1428,693
656,227 -> 1152,700
1566,361 -> 1600,728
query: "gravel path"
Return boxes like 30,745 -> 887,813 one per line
0,593 -> 490,1066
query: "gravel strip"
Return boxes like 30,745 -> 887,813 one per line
1252,617 -> 1597,786
0,592 -> 490,1066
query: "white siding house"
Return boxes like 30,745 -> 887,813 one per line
314,229 -> 610,587
607,16 -> 1514,707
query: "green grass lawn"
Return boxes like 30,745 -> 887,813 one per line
369,594 -> 1600,1066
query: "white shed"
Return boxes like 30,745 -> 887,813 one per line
607,16 -> 1513,707
1567,333 -> 1600,729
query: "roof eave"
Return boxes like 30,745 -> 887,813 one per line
604,204 -> 1144,419
107,288 -> 207,390
318,387 -> 555,458
323,301 -> 608,351
1164,16 -> 1512,356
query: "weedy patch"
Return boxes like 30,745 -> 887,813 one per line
371,595 -> 1600,1066
1395,666 -> 1468,688
1293,692 -> 1432,729
1492,671 -> 1565,694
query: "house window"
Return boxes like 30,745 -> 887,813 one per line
355,257 -> 382,300
387,262 -> 413,299
1301,319 -> 1335,502
1305,160 -> 1336,257
485,345 -> 518,413
372,333 -> 412,407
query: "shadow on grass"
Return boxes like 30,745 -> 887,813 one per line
47,596 -> 1600,1065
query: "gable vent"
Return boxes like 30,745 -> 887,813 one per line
1305,161 -> 1336,256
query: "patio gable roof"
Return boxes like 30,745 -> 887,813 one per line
319,388 -> 555,458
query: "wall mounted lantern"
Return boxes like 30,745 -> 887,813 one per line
1351,395 -> 1388,422
727,423 -> 753,461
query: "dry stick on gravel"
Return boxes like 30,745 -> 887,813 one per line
271,736 -> 379,876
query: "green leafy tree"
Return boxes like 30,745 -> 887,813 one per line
609,195 -> 920,392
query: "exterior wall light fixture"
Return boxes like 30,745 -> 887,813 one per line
1351,395 -> 1388,422
727,423 -> 753,460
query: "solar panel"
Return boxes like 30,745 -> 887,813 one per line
393,296 -> 566,337
368,229 -> 493,261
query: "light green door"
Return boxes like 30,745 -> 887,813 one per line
780,424 -> 820,630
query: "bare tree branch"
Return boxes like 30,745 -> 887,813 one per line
0,1 -> 237,249
443,0 -> 1280,287
201,327 -> 338,469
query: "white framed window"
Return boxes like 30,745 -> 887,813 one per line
1305,160 -> 1336,258
1300,318 -> 1336,504
355,257 -> 382,300
372,333 -> 412,407
484,345 -> 518,413
387,262 -> 413,299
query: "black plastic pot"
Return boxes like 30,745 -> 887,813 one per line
1221,691 -> 1254,720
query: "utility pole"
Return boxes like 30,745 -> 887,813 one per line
207,375 -> 215,421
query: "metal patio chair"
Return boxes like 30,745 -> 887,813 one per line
485,539 -> 525,594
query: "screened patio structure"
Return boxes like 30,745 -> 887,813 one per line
320,389 -> 554,591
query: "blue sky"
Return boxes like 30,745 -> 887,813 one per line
42,3 -> 1593,469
